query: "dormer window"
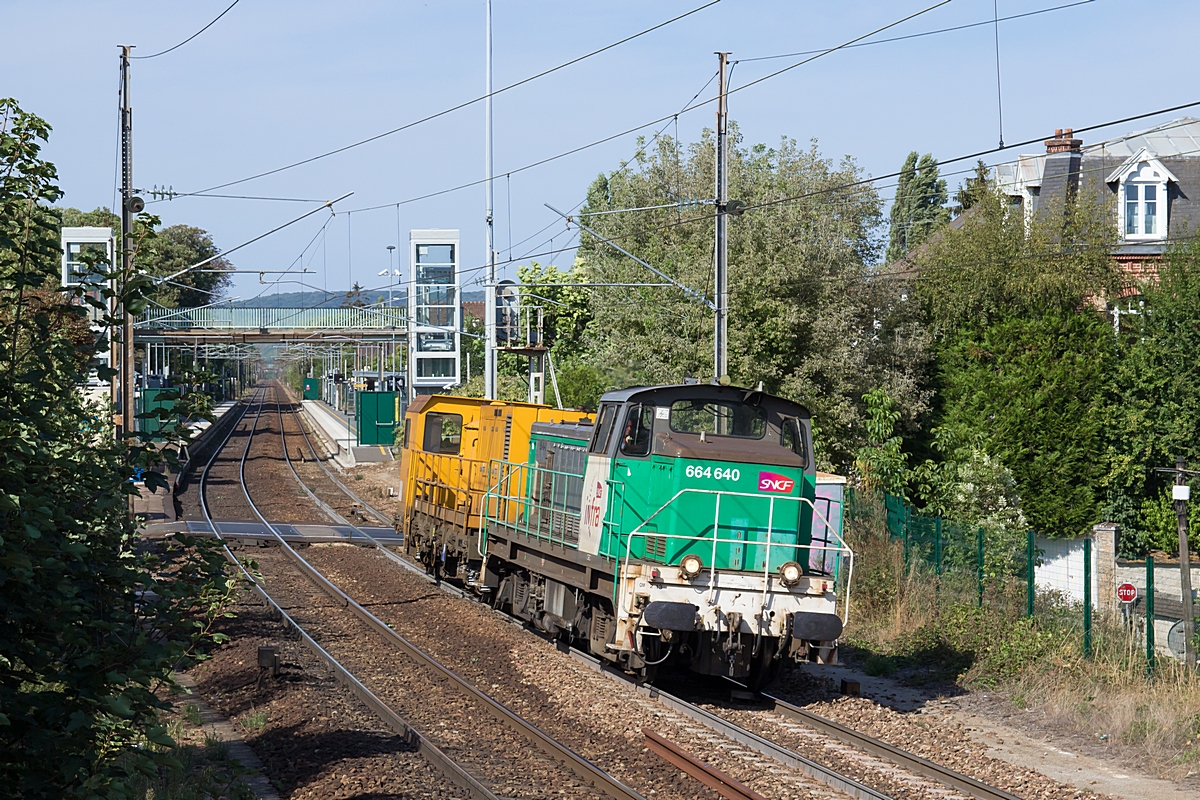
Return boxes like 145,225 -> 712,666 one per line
1108,149 -> 1175,242
1124,183 -> 1159,236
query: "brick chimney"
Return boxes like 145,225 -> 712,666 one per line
1044,127 -> 1083,154
1036,127 -> 1084,231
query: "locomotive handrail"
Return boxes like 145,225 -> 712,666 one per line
480,459 -> 586,555
619,488 -> 854,625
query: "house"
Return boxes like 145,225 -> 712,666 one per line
996,117 -> 1200,283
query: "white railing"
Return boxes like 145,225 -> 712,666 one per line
137,306 -> 407,331
621,488 -> 855,624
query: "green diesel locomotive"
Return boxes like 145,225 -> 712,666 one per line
477,383 -> 853,686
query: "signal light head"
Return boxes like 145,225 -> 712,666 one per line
679,554 -> 703,580
779,561 -> 802,587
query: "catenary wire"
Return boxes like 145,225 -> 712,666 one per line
172,1 -> 721,197
736,0 -> 1094,62
131,0 -> 242,60
342,1 -> 954,216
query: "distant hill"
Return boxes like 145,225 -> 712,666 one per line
233,290 -> 404,309
232,288 -> 485,308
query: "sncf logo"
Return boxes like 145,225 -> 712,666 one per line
758,471 -> 795,494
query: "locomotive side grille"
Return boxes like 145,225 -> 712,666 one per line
647,535 -> 667,560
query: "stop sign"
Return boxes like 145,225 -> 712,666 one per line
1117,582 -> 1138,603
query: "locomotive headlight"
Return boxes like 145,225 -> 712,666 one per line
779,561 -> 802,587
679,554 -> 703,580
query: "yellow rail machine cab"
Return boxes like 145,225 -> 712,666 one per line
398,394 -> 592,583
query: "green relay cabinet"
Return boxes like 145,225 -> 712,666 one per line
356,391 -> 398,446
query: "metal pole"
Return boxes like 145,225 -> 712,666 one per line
1174,456 -> 1196,668
483,0 -> 497,399
1027,529 -> 1036,618
934,516 -> 943,576
1083,536 -> 1092,658
713,51 -> 730,382
976,527 -> 985,608
119,46 -> 135,440
1147,554 -> 1156,677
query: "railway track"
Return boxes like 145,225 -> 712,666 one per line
197,387 -> 647,800
272,388 -> 1029,800
188,383 -> 1066,800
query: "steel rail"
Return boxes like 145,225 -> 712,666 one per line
759,692 -> 1022,800
571,651 -> 893,800
195,390 -> 500,800
272,382 -> 456,589
642,728 -> 768,800
248,385 -> 647,800
269,382 -> 1019,800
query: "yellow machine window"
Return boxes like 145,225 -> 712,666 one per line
423,412 -> 463,454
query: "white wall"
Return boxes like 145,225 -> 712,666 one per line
1034,536 -> 1099,605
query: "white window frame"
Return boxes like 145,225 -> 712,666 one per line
1108,150 -> 1175,243
1121,176 -> 1166,241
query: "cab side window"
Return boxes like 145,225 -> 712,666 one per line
423,412 -> 463,455
590,404 -> 618,454
619,405 -> 655,457
781,417 -> 808,468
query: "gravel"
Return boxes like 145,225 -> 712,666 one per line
189,590 -> 471,799
184,383 -> 1112,800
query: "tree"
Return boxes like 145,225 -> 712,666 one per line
911,187 -> 1120,537
339,281 -> 367,308
515,260 -> 592,361
952,160 -> 991,216
578,127 -> 931,470
59,207 -> 233,308
1104,237 -> 1200,555
1,99 -> 238,797
886,151 -> 949,263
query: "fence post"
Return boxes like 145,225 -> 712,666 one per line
903,504 -> 911,563
976,527 -> 985,607
1027,530 -> 1036,618
935,516 -> 943,576
1083,536 -> 1093,658
1146,554 -> 1156,678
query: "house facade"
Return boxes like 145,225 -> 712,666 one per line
996,118 -> 1200,285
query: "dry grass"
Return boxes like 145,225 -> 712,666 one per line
843,499 -> 1200,777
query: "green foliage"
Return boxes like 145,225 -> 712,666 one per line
0,98 -> 240,798
854,388 -> 909,497
1104,236 -> 1200,556
551,361 -> 611,412
913,189 -> 1119,538
934,311 -> 1112,538
515,261 -> 592,361
886,151 -> 949,263
59,207 -> 232,308
951,160 -> 991,216
579,127 -> 930,470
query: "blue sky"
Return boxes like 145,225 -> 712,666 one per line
5,0 -> 1196,302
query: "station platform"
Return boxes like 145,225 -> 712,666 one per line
133,400 -> 240,524
161,519 -> 403,547
300,398 -> 393,467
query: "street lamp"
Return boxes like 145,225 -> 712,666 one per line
387,245 -> 397,392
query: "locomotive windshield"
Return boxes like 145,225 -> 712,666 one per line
669,399 -> 767,439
